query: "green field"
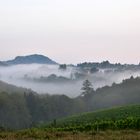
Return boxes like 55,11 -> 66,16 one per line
43,104 -> 140,131
0,104 -> 140,140
56,104 -> 140,125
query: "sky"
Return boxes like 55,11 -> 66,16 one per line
0,0 -> 140,64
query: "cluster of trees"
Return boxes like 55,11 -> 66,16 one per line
59,64 -> 67,70
77,61 -> 140,73
30,74 -> 72,83
77,61 -> 121,69
0,91 -> 86,129
0,92 -> 31,129
0,76 -> 140,129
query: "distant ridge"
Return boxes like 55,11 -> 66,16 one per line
4,54 -> 58,65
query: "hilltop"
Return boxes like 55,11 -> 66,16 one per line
3,54 -> 57,65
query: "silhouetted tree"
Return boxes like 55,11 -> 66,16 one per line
81,79 -> 94,97
81,80 -> 94,111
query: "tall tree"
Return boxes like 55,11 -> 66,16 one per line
81,79 -> 94,97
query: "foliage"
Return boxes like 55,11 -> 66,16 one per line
0,76 -> 140,129
59,64 -> 67,70
48,117 -> 140,132
81,79 -> 94,97
39,105 -> 140,134
0,92 -> 31,129
45,104 -> 140,131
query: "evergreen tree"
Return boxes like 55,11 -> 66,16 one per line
81,79 -> 94,97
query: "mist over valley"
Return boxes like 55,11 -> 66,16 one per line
0,54 -> 140,97
1,0 -> 140,137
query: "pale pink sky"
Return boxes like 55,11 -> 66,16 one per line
0,0 -> 140,64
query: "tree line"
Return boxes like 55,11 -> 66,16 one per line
0,76 -> 140,129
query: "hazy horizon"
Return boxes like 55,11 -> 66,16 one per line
0,0 -> 140,64
0,63 -> 140,97
0,53 -> 140,65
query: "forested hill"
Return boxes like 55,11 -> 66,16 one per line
0,76 -> 140,129
0,80 -> 34,94
89,76 -> 140,110
3,54 -> 57,65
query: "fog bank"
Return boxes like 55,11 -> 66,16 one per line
0,64 -> 140,97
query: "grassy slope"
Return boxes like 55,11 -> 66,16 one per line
55,104 -> 140,126
0,105 -> 140,140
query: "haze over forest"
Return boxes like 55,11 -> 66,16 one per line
0,1 -> 140,133
0,54 -> 139,97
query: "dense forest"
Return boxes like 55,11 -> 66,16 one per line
0,76 -> 140,129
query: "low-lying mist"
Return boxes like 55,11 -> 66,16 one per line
0,64 -> 140,97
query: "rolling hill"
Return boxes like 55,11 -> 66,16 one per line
0,80 -> 35,94
3,54 -> 57,65
55,104 -> 140,126
0,77 -> 140,130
